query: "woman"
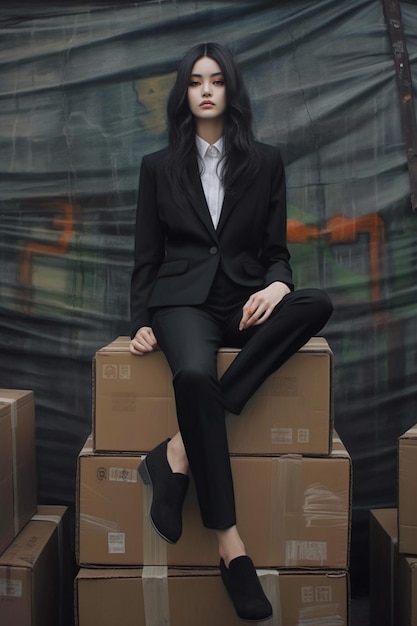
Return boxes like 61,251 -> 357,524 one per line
130,42 -> 333,622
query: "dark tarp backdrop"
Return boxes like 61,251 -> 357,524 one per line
1,0 -> 417,598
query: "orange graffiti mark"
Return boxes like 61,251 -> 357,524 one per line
17,201 -> 74,289
287,221 -> 320,243
288,213 -> 385,305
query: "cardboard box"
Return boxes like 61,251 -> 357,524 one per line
75,567 -> 349,626
369,508 -> 398,626
0,506 -> 69,626
0,389 -> 37,555
398,554 -> 417,626
93,336 -> 333,455
77,432 -> 351,568
399,424 -> 417,555
33,505 -> 74,626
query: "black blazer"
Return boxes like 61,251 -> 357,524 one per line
130,141 -> 294,337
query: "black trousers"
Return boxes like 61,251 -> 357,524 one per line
152,272 -> 333,530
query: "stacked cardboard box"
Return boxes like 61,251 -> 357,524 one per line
0,390 -> 37,555
369,424 -> 417,626
75,336 -> 351,625
0,389 -> 72,626
397,425 -> 417,625
0,505 -> 72,626
76,568 -> 349,626
369,508 -> 398,626
92,336 -> 334,456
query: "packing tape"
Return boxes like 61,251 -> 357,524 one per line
32,513 -> 65,626
31,513 -> 62,525
0,398 -> 19,535
270,456 -> 302,566
257,570 -> 281,626
79,512 -> 121,533
141,456 -> 167,566
142,565 -> 170,626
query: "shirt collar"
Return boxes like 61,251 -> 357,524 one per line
195,134 -> 224,159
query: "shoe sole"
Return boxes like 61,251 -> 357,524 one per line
240,614 -> 273,623
225,591 -> 273,623
138,457 -> 176,545
222,570 -> 273,623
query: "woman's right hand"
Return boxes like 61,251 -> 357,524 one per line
129,326 -> 158,356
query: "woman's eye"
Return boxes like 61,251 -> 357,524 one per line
213,80 -> 224,86
189,81 -> 200,87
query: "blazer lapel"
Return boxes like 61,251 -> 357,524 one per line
216,163 -> 249,235
186,153 -> 252,237
187,156 -> 219,240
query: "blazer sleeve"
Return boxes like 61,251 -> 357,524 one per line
261,146 -> 294,290
130,155 -> 165,338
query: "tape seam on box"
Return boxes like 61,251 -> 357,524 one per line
142,565 -> 170,626
257,570 -> 281,626
0,398 -> 19,534
271,456 -> 303,566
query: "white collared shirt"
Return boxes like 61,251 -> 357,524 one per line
195,135 -> 225,229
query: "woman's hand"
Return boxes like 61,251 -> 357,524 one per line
129,326 -> 158,355
239,281 -> 290,331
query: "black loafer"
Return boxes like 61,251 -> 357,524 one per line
220,556 -> 273,622
138,438 -> 189,544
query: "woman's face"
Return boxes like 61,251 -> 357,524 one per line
187,56 -> 226,122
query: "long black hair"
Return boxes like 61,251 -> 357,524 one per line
165,43 -> 260,205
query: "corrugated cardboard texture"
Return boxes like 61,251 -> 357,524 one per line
75,567 -> 349,626
369,508 -> 398,626
0,389 -> 37,555
76,432 -> 351,569
398,424 -> 417,554
93,336 -> 333,455
0,511 -> 63,626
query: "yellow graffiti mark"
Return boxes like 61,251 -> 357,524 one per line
134,72 -> 176,135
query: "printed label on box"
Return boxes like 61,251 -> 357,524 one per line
109,467 -> 137,483
102,364 -> 118,379
297,429 -> 310,443
119,364 -> 131,379
108,532 -> 125,553
286,540 -> 328,563
0,579 -> 22,598
102,364 -> 131,380
271,428 -> 293,444
314,586 -> 333,602
301,585 -> 333,603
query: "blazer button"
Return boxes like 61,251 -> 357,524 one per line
209,246 -> 218,255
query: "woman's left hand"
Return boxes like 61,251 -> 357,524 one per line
239,281 -> 291,331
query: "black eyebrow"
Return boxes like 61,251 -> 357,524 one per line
190,72 -> 224,78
